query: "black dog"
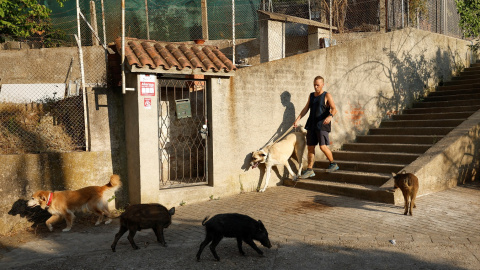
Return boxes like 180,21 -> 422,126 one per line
196,213 -> 272,261
111,203 -> 175,252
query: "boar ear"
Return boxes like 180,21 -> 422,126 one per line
257,220 -> 265,228
391,172 -> 396,177
168,207 -> 175,216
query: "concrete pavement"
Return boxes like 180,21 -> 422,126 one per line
1,181 -> 480,269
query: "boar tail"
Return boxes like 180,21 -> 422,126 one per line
201,216 -> 210,226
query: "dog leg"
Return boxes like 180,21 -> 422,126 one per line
259,166 -> 272,192
284,162 -> 297,181
63,210 -> 75,232
45,215 -> 62,232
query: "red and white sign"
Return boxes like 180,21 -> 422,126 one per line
140,74 -> 155,96
144,98 -> 151,109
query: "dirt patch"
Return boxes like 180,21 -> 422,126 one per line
285,199 -> 332,214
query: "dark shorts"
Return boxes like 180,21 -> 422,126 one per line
306,130 -> 330,146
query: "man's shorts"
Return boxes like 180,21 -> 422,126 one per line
306,130 -> 330,146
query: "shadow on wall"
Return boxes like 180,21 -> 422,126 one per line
342,30 -> 460,133
455,125 -> 480,185
8,199 -> 51,228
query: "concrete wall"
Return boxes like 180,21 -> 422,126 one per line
0,46 -> 128,234
153,28 -> 473,208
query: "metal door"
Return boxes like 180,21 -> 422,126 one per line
158,78 -> 208,188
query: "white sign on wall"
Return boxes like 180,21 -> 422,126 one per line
139,74 -> 155,96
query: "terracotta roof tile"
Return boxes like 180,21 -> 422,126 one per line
115,37 -> 236,73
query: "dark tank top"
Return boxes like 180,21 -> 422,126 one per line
305,91 -> 331,132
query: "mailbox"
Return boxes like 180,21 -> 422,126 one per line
175,99 -> 192,119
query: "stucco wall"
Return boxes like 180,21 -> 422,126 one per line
210,28 -> 472,196
154,28 -> 473,208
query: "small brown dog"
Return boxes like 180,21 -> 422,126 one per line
27,174 -> 122,232
393,171 -> 419,216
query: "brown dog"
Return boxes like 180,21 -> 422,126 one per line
27,174 -> 122,232
393,171 -> 419,216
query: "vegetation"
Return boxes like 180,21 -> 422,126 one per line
456,0 -> 480,57
0,0 -> 67,46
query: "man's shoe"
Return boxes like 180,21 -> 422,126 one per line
299,169 -> 315,179
326,163 -> 339,172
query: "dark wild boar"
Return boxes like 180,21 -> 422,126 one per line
393,171 -> 419,216
111,203 -> 175,252
196,213 -> 272,261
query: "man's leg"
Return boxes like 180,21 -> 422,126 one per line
307,145 -> 316,169
320,131 -> 339,172
319,144 -> 334,162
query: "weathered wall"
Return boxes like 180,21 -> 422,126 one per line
154,28 -> 474,208
208,28 -> 473,197
0,47 -> 128,235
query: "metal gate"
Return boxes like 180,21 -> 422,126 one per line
158,78 -> 208,188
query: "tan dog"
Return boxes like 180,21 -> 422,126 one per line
393,171 -> 419,216
27,174 -> 121,232
250,127 -> 307,192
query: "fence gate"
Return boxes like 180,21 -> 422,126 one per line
158,78 -> 208,188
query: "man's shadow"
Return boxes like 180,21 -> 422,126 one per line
8,199 -> 51,228
241,91 -> 299,189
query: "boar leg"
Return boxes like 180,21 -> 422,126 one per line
111,225 -> 128,252
153,226 -> 167,247
196,233 -> 213,261
244,237 -> 263,256
401,190 -> 409,215
127,229 -> 139,250
236,237 -> 246,255
209,235 -> 223,261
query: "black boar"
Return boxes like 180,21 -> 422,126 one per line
111,203 -> 175,252
393,171 -> 419,216
196,213 -> 272,261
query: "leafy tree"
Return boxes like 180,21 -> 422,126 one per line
456,0 -> 480,38
0,0 -> 66,39
455,0 -> 480,55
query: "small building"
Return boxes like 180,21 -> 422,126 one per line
114,37 -> 236,205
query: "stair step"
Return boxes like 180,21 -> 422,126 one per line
284,179 -> 394,203
444,78 -> 480,86
403,105 -> 480,114
423,93 -> 480,102
315,160 -> 406,174
428,88 -> 480,96
436,83 -> 480,91
460,70 -> 480,76
369,127 -> 453,135
308,170 -> 390,186
452,74 -> 480,80
342,143 -> 431,153
463,66 -> 480,72
412,99 -> 480,108
333,151 -> 420,164
356,135 -> 443,144
392,112 -> 472,120
380,119 -> 464,128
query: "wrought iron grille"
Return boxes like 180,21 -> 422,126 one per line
158,78 -> 208,188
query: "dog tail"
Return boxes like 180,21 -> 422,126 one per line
297,124 -> 307,135
105,174 -> 122,191
201,216 -> 210,226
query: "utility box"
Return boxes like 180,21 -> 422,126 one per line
175,99 -> 191,119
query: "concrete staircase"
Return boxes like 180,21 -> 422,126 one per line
284,60 -> 480,203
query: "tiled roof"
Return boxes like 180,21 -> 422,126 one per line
114,37 -> 236,74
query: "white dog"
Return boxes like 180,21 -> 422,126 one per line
250,127 -> 307,192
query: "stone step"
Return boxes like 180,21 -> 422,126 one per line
436,83 -> 480,91
444,78 -> 480,86
428,88 -> 480,96
369,127 -> 452,136
403,105 -> 480,114
355,135 -> 443,144
333,151 -> 420,164
463,66 -> 480,72
411,99 -> 480,108
307,170 -> 391,186
460,70 -> 480,76
314,160 -> 406,174
423,93 -> 480,102
379,119 -> 463,128
392,112 -> 472,120
284,179 -> 394,203
452,74 -> 480,80
342,143 -> 431,153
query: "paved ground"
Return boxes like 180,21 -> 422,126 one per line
1,181 -> 480,270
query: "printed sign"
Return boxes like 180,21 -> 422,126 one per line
144,98 -> 152,109
140,74 -> 155,96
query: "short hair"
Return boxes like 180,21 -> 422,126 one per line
314,76 -> 324,82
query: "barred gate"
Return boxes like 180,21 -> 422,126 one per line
158,78 -> 208,188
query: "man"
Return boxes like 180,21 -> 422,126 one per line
293,76 -> 339,178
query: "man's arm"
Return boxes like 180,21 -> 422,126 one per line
293,96 -> 311,127
323,93 -> 337,124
